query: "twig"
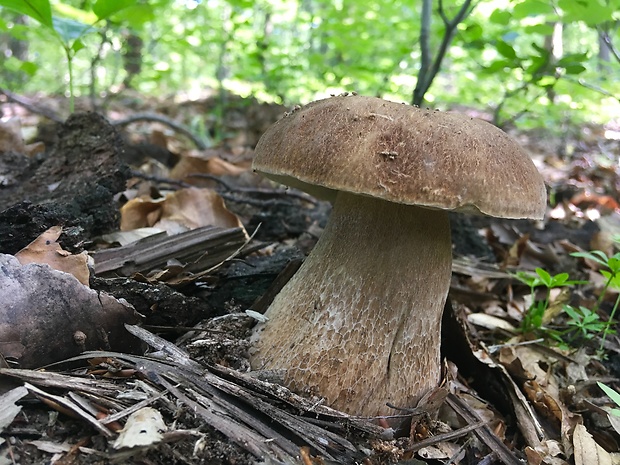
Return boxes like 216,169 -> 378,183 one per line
113,112 -> 209,150
413,0 -> 475,106
190,173 -> 319,204
565,76 -> 619,101
598,28 -> 620,64
406,420 -> 487,452
0,88 -> 64,123
129,170 -> 192,188
446,393 -> 523,465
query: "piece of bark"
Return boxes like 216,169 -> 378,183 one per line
91,225 -> 247,278
0,254 -> 143,368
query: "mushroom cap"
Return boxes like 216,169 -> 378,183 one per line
253,95 -> 547,219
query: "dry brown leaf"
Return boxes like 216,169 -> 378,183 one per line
15,226 -> 90,286
500,345 -> 581,455
120,197 -> 165,230
524,440 -> 568,465
170,150 -> 246,182
573,424 -> 612,465
121,188 -> 243,235
158,187 -> 243,230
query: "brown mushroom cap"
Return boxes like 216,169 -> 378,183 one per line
254,95 -> 547,219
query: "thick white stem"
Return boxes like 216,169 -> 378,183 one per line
250,192 -> 452,416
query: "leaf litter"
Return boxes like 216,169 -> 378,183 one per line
0,93 -> 618,464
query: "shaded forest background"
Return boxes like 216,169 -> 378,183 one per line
0,0 -> 619,134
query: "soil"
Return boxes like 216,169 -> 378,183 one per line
0,112 -> 129,254
0,94 -> 618,465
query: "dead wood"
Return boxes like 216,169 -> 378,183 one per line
91,225 -> 249,278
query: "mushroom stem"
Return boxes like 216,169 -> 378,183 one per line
250,191 -> 452,416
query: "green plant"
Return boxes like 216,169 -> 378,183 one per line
562,305 -> 608,340
570,250 -> 620,352
597,382 -> 620,417
513,267 -> 583,333
0,0 -> 142,112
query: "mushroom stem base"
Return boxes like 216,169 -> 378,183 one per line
250,192 -> 452,416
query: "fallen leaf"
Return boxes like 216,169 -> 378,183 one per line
120,197 -> 166,230
121,187 -> 243,234
0,386 -> 28,431
417,442 -> 462,460
573,424 -> 612,465
170,150 -> 247,182
100,228 -> 163,247
467,313 -> 518,332
113,407 -> 167,449
15,226 -> 90,286
158,187 -> 243,231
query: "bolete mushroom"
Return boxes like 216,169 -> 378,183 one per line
250,95 -> 546,416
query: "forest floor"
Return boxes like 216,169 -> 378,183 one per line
0,90 -> 619,465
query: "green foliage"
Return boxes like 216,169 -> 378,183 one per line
0,0 -> 618,126
0,0 -> 144,110
562,305 -> 607,339
597,382 -> 620,417
570,250 -> 620,352
513,268 -> 584,334
512,246 -> 620,353
1,0 -> 53,28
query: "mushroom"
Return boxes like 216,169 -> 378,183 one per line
249,95 -> 546,416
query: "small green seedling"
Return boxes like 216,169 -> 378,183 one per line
597,382 -> 620,418
563,305 -> 608,339
571,250 -> 620,352
513,268 -> 584,334
0,0 -> 141,112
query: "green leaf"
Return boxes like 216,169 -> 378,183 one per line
550,272 -> 569,286
71,38 -> 85,53
462,23 -> 483,41
489,9 -> 512,25
113,4 -> 155,27
513,0 -> 555,18
535,268 -> 552,287
563,305 -> 580,321
601,270 -> 620,290
571,250 -> 610,268
19,60 -> 38,76
564,64 -> 586,75
558,0 -> 614,25
523,24 -> 555,35
0,0 -> 53,28
496,40 -> 517,60
557,52 -> 589,65
598,382 -> 620,408
484,59 -> 517,73
513,270 -> 539,287
92,0 -> 137,21
607,254 -> 620,273
52,16 -> 91,42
